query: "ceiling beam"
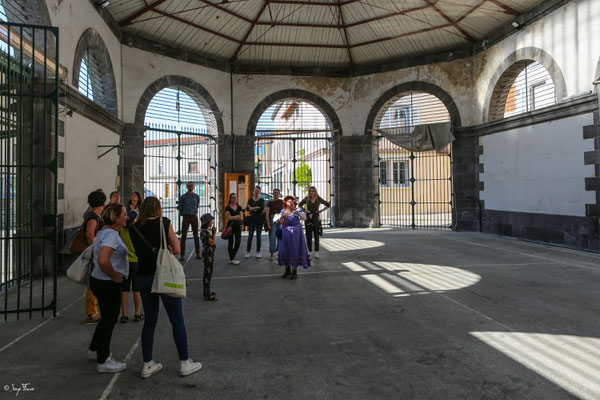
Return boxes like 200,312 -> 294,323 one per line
244,23 -> 455,49
230,0 -> 270,63
151,8 -> 241,43
456,0 -> 487,24
119,0 -> 170,26
267,0 -> 360,6
345,5 -> 431,28
337,0 -> 353,66
424,0 -> 476,42
488,0 -> 521,16
195,0 -> 253,24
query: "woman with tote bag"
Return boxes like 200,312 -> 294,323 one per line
129,197 -> 202,379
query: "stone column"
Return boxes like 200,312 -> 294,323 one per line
452,132 -> 482,232
334,135 -> 378,227
121,124 -> 145,199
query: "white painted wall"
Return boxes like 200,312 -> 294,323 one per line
46,0 -> 123,117
121,46 -> 231,131
61,112 -> 120,228
479,113 -> 595,217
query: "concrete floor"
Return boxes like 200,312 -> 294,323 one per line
1,229 -> 599,400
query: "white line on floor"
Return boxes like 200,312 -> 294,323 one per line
440,293 -> 515,332
0,293 -> 85,353
98,338 -> 140,400
448,238 -> 600,272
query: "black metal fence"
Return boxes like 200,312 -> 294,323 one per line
143,123 -> 217,233
0,22 -> 59,320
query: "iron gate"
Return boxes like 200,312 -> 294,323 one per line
143,123 -> 217,233
377,137 -> 452,229
0,22 -> 59,319
254,131 -> 334,226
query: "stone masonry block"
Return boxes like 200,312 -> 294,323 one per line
583,124 -> 600,139
584,150 -> 600,165
585,177 -> 600,191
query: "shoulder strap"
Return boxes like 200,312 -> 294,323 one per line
132,224 -> 158,254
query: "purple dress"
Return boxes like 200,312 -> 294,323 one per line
277,213 -> 312,269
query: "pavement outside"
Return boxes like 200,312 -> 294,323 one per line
1,229 -> 599,400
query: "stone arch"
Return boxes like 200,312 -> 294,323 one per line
2,0 -> 51,25
134,75 -> 224,137
483,47 -> 567,122
72,28 -> 118,115
246,89 -> 343,136
365,81 -> 461,134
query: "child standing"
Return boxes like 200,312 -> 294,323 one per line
200,213 -> 217,301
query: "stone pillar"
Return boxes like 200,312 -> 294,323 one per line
217,134 -> 255,228
121,124 -> 145,199
334,135 -> 378,227
583,109 -> 600,251
452,132 -> 482,232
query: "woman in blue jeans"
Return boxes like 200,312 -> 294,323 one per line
129,197 -> 202,379
245,185 -> 265,259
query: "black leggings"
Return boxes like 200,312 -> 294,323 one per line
305,219 -> 320,252
89,277 -> 121,363
228,224 -> 241,260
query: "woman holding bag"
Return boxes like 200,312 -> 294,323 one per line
129,197 -> 202,379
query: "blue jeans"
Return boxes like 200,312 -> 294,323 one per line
137,274 -> 189,362
246,215 -> 263,252
268,220 -> 281,254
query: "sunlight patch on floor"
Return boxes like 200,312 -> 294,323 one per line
471,331 -> 600,400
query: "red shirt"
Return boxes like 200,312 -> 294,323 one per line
267,199 -> 284,215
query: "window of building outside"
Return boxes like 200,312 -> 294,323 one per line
188,161 -> 199,173
502,61 -> 555,118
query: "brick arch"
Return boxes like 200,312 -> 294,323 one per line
134,75 -> 224,137
483,47 -> 567,122
246,89 -> 342,136
365,81 -> 461,134
72,28 -> 118,116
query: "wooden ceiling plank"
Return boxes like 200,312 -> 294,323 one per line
119,0 -> 171,26
230,0 -> 270,63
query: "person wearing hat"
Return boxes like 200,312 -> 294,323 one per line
200,213 -> 217,301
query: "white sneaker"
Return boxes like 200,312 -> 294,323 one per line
180,358 -> 203,377
255,252 -> 261,258
245,252 -> 250,259
97,357 -> 126,373
232,259 -> 240,265
269,253 -> 274,261
314,251 -> 320,259
140,360 -> 163,379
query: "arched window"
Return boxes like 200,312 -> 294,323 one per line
143,86 -> 216,232
73,30 -> 117,115
254,98 -> 334,226
374,90 -> 452,229
490,61 -> 556,120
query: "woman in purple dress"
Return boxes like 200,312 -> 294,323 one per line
275,196 -> 311,280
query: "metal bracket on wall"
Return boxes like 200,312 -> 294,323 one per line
98,144 -> 122,159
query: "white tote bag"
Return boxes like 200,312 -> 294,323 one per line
151,218 -> 187,298
66,244 -> 94,284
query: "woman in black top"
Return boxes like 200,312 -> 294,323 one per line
129,197 -> 202,379
224,192 -> 243,264
299,186 -> 330,259
245,186 -> 265,259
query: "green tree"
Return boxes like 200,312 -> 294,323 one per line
295,149 -> 312,192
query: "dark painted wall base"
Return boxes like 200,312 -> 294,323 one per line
482,209 -> 600,252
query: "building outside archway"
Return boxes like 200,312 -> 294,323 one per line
143,87 -> 218,233
374,90 -> 453,229
253,98 -> 335,226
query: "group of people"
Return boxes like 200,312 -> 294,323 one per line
76,189 -> 203,378
74,182 -> 330,377
223,185 -> 330,279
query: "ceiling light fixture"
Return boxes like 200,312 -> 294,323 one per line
511,21 -> 520,28
96,1 -> 110,9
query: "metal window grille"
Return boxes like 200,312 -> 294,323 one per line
144,88 -> 217,234
77,48 -> 111,109
1,21 -> 59,320
254,99 -> 334,226
503,61 -> 555,118
376,91 -> 452,229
